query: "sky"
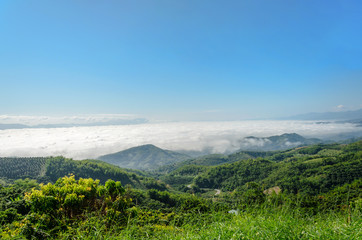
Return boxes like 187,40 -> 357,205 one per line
1,0 -> 362,121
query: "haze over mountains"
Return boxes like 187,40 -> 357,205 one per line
1,110 -> 362,161
237,133 -> 322,152
1,119 -> 361,160
97,133 -> 324,170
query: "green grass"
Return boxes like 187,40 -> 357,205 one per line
41,206 -> 361,240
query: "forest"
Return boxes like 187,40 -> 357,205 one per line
0,141 -> 361,239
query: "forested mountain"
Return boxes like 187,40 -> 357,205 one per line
162,141 -> 362,195
156,151 -> 273,174
98,144 -> 190,170
0,157 -> 149,188
237,133 -> 322,151
2,141 -> 360,196
156,134 -> 323,175
97,134 -> 320,172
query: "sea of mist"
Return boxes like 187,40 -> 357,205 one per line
0,120 -> 361,159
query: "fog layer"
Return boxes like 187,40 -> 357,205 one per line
0,121 -> 360,159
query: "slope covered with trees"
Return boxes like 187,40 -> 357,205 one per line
159,141 -> 362,195
98,144 -> 191,170
0,157 -> 148,188
0,141 -> 361,239
0,157 -> 47,180
156,150 -> 275,176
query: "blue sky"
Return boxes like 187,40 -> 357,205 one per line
1,0 -> 362,121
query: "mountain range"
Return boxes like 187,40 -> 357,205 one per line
237,133 -> 322,152
97,133 -> 322,170
283,108 -> 362,120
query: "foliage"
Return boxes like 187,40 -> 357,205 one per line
143,179 -> 168,191
190,141 -> 362,195
0,141 -> 361,239
25,175 -> 130,217
1,175 -> 131,239
0,179 -> 39,225
232,182 -> 266,208
0,157 -> 47,180
0,156 -> 146,187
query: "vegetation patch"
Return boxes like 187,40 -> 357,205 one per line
0,141 -> 361,239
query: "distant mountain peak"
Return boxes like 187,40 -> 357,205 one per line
126,144 -> 161,150
98,145 -> 190,170
280,133 -> 300,137
271,133 -> 306,141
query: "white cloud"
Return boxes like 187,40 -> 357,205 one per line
0,120 -> 361,160
238,138 -> 271,149
285,141 -> 301,147
335,105 -> 346,111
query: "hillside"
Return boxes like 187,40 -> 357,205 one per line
1,141 -> 361,239
0,156 -> 147,188
98,144 -> 191,170
115,133 -> 320,173
195,141 -> 362,193
156,151 -> 272,174
156,133 -> 321,175
161,141 -> 362,194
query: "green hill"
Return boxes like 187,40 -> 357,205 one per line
2,141 -> 361,196
193,141 -> 362,194
160,141 -> 362,194
98,144 -> 191,170
156,151 -> 272,174
0,156 -> 147,188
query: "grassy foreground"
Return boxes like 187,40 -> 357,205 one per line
1,175 -> 361,239
46,206 -> 361,239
